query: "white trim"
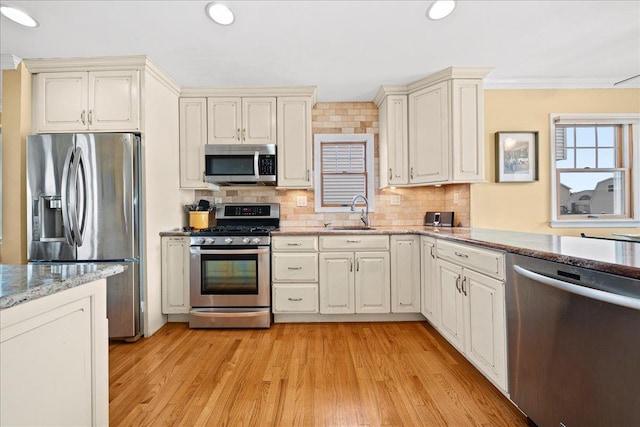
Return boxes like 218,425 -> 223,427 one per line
485,78 -> 640,90
314,133 -> 375,213
550,220 -> 640,228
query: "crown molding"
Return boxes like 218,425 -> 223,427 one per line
373,85 -> 407,106
484,77 -> 640,89
180,86 -> 317,99
1,54 -> 22,70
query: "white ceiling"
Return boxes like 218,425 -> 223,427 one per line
1,0 -> 639,102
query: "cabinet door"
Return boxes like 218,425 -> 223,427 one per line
89,70 -> 140,131
208,97 -> 242,144
451,79 -> 484,182
35,72 -> 88,132
319,252 -> 354,314
355,251 -> 390,314
379,95 -> 409,187
437,259 -> 464,351
277,96 -> 313,188
408,81 -> 449,184
179,98 -> 208,188
420,237 -> 438,326
242,97 -> 276,144
463,268 -> 507,391
390,235 -> 420,313
161,237 -> 190,314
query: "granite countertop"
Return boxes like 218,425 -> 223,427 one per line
159,229 -> 190,237
273,226 -> 640,279
0,263 -> 127,310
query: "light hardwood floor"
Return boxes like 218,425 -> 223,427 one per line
109,322 -> 528,426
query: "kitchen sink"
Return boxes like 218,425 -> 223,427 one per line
325,226 -> 376,231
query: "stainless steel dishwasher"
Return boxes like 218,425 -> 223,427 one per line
506,253 -> 640,427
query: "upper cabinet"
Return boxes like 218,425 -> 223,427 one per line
34,70 -> 140,133
374,67 -> 492,187
179,86 -> 316,189
207,97 -> 276,145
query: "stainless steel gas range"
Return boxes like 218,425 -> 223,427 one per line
188,203 -> 279,328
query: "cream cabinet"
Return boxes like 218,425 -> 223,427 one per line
1,279 -> 108,426
277,96 -> 313,188
207,97 -> 276,145
435,240 -> 507,392
390,235 -> 420,313
271,236 -> 319,314
161,236 -> 191,314
420,236 -> 438,326
319,235 -> 390,314
374,67 -> 491,187
34,70 -> 140,132
378,95 -> 409,187
179,98 -> 208,189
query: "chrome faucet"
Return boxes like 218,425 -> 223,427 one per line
350,194 -> 370,227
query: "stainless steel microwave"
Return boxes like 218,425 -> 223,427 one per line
204,144 -> 276,185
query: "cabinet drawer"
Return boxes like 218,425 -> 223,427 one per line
273,284 -> 318,313
436,240 -> 505,280
272,236 -> 318,252
319,235 -> 389,251
272,253 -> 318,282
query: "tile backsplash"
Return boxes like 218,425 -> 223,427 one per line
195,101 -> 470,228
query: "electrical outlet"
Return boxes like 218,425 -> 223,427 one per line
296,195 -> 308,207
453,193 -> 459,204
214,197 -> 222,204
390,195 -> 401,206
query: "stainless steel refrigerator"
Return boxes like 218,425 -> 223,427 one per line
27,133 -> 142,339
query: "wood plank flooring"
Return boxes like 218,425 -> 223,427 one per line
109,322 -> 528,426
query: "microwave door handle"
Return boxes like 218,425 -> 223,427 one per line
61,147 -> 75,246
254,151 -> 260,180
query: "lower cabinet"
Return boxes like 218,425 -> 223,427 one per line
319,251 -> 390,314
436,240 -> 508,392
161,236 -> 191,314
390,235 -> 421,313
420,236 -> 438,326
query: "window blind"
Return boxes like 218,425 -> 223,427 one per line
321,142 -> 367,206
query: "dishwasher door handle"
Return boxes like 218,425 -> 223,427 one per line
513,265 -> 640,311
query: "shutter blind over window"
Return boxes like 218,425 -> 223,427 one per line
321,142 -> 367,206
555,126 -> 566,161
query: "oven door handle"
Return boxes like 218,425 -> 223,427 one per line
190,246 -> 270,256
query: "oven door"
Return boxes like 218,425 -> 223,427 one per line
190,246 -> 271,308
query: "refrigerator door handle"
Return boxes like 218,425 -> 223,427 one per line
75,147 -> 88,246
68,147 -> 82,246
60,146 -> 75,246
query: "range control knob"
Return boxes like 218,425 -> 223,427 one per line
241,237 -> 250,244
251,237 -> 262,244
224,237 -> 234,244
195,237 -> 205,245
205,237 -> 215,245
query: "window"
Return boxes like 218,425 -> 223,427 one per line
314,133 -> 375,213
550,113 -> 640,227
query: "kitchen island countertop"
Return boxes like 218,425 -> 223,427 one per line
273,226 -> 640,279
0,263 -> 127,310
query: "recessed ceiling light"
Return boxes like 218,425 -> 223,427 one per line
206,2 -> 235,26
427,0 -> 456,20
0,5 -> 38,27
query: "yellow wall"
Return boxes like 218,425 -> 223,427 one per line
0,64 -> 31,263
471,88 -> 640,236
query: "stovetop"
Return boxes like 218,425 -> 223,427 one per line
187,225 -> 278,237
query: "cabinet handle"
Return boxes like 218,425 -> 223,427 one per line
410,167 -> 414,180
454,251 -> 469,258
88,109 -> 93,125
81,110 -> 86,125
306,169 -> 310,181
242,128 -> 246,141
455,275 -> 462,293
389,168 -> 393,180
236,128 -> 241,141
287,266 -> 302,270
356,259 -> 360,272
430,245 -> 435,259
346,239 -> 361,243
350,259 -> 353,272
288,297 -> 303,302
286,242 -> 302,246
461,277 -> 467,296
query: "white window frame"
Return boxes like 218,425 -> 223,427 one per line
549,113 -> 640,228
314,133 -> 375,213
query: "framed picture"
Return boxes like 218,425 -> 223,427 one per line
495,131 -> 539,182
